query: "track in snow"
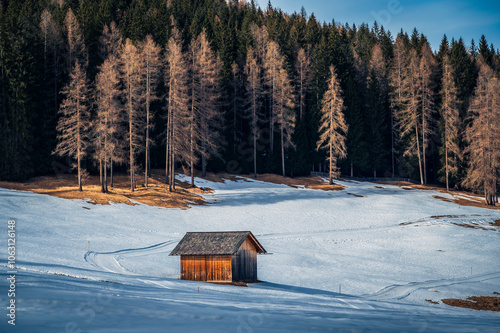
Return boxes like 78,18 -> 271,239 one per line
364,271 -> 500,300
84,240 -> 178,275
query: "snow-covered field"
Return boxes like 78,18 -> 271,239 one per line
1,176 -> 499,332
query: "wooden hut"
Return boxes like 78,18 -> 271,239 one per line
169,231 -> 267,283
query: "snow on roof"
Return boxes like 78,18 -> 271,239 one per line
169,231 -> 267,256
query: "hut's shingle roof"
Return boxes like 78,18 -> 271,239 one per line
169,231 -> 266,256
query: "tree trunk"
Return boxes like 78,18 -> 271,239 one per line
281,126 -> 285,177
110,162 -> 114,188
100,159 -> 104,193
422,114 -> 427,185
391,110 -> 395,178
415,125 -> 424,185
104,158 -> 108,193
445,144 -> 449,191
329,142 -> 333,185
253,130 -> 257,178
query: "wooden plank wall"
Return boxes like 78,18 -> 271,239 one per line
232,238 -> 257,282
180,255 -> 232,282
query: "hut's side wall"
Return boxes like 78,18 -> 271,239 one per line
232,238 -> 257,282
180,255 -> 232,282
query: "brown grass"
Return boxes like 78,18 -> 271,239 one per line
442,296 -> 500,312
378,181 -> 500,209
0,170 -> 209,209
492,220 -> 500,227
0,171 -> 345,208
253,174 -> 344,191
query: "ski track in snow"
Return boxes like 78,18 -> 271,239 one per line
84,240 -> 178,274
365,271 -> 500,300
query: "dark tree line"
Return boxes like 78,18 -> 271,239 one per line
0,0 -> 499,203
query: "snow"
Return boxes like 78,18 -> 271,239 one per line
1,176 -> 500,332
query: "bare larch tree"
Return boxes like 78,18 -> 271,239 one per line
398,48 -> 424,184
40,9 -> 62,115
389,35 -> 408,178
463,58 -> 500,206
121,38 -> 145,192
440,55 -> 461,191
245,46 -> 263,178
64,8 -> 87,73
140,35 -> 161,186
275,66 -> 295,177
295,47 -> 312,121
53,63 -> 90,191
190,30 -> 223,178
98,21 -> 123,61
165,29 -> 190,190
419,42 -> 437,184
94,55 -> 125,193
317,65 -> 348,184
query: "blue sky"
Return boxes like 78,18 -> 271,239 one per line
256,0 -> 500,51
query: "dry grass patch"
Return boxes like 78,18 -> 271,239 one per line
442,296 -> 500,312
0,170 -> 209,209
253,174 -> 344,191
377,181 -> 500,209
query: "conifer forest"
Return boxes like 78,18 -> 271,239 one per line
1,0 -> 499,204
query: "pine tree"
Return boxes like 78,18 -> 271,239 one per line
140,34 -> 161,187
121,38 -> 144,192
245,46 -> 263,178
94,55 -> 125,193
317,65 -> 348,184
439,55 -> 461,191
463,58 -> 500,206
54,63 -> 91,191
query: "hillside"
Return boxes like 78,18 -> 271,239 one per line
0,176 -> 499,332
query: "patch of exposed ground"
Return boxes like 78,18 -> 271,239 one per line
252,174 -> 344,191
0,170 -> 209,209
374,180 -> 499,209
442,296 -> 500,312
